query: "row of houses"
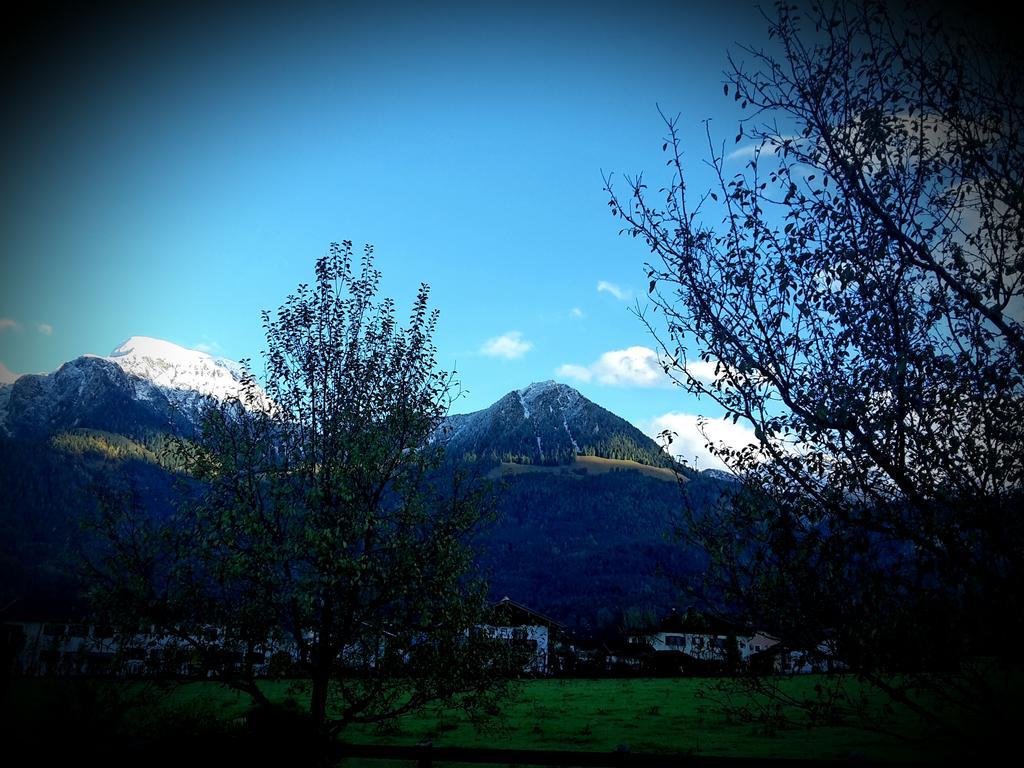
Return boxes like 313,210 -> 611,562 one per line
605,609 -> 842,676
2,601 -> 838,679
1,621 -> 297,678
1,597 -> 563,679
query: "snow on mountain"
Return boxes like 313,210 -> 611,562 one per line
519,379 -> 582,415
98,335 -> 274,419
700,467 -> 741,483
100,336 -> 258,408
0,336 -> 269,438
438,380 -> 674,468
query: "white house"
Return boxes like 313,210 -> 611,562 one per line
630,611 -> 780,667
478,597 -> 564,675
762,638 -> 845,674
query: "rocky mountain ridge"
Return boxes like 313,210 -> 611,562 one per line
439,380 -> 675,469
0,336 -> 264,438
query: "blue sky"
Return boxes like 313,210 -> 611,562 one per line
0,0 -> 773,467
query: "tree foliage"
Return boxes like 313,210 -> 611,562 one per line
88,242 -> 520,733
607,0 -> 1022,747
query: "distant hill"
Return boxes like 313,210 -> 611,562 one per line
479,469 -> 726,638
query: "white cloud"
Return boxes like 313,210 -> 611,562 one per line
554,363 -> 593,382
570,307 -> 584,318
0,318 -> 19,333
557,345 -> 672,388
0,361 -> 19,384
597,280 -> 631,301
560,350 -> 750,391
37,323 -> 53,336
685,359 -> 719,384
480,331 -> 533,360
678,357 -> 766,390
644,411 -> 759,471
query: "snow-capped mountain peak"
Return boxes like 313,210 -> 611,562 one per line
98,335 -> 273,416
103,336 -> 248,400
0,335 -> 273,438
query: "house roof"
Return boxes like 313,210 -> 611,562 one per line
487,597 -> 565,630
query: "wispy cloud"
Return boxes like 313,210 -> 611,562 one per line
643,411 -> 758,471
725,144 -> 760,162
480,331 -> 533,360
597,280 -> 631,301
570,307 -> 584,318
556,345 -> 671,388
0,361 -> 19,384
725,134 -> 802,163
0,318 -> 20,333
195,339 -> 224,354
37,323 -> 53,336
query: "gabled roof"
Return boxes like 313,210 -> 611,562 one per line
487,597 -> 564,629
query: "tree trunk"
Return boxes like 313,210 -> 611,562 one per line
310,609 -> 333,726
310,668 -> 329,726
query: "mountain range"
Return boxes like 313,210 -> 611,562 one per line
0,337 -> 727,634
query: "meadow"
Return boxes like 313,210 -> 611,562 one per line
3,676 -> 944,762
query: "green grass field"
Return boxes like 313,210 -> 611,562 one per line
3,676 -> 946,762
345,677 -> 936,761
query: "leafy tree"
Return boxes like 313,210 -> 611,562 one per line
606,0 -> 1022,749
88,242 -> 520,734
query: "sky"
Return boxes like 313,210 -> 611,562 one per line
0,0 -> 781,468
